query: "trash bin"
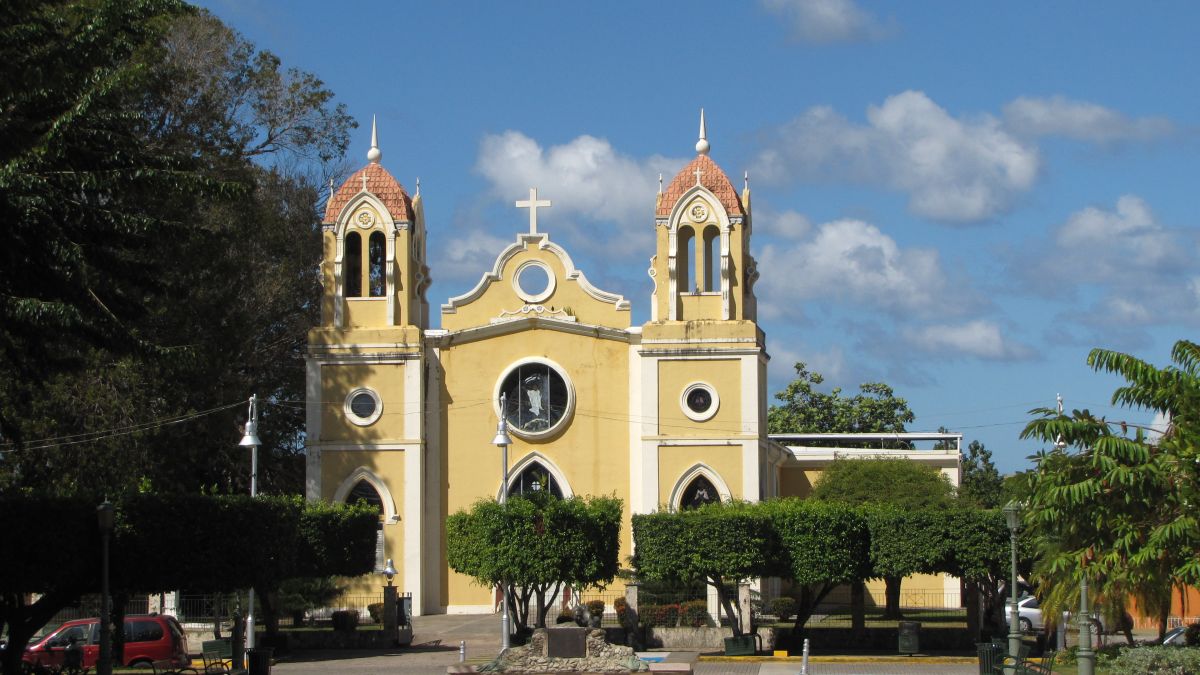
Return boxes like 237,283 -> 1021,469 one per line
898,621 -> 920,654
247,647 -> 273,675
976,641 -> 1005,675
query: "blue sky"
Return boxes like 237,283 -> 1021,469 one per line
200,0 -> 1198,473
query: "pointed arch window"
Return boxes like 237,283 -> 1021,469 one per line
346,479 -> 386,571
345,232 -> 363,298
511,461 -> 563,499
702,225 -> 720,292
680,475 -> 719,510
368,231 -> 386,297
677,226 -> 695,294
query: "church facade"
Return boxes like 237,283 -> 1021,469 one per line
304,116 -> 957,615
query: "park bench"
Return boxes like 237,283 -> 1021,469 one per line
149,658 -> 198,674
200,639 -> 247,675
997,649 -> 1056,675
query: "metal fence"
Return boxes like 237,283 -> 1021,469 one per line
177,593 -> 386,628
42,595 -> 151,633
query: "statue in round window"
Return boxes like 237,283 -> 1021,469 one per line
498,362 -> 572,436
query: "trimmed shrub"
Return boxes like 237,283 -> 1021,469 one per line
366,602 -> 384,623
640,603 -> 680,627
1102,645 -> 1200,675
587,599 -> 606,617
331,609 -> 359,631
555,612 -> 574,624
769,597 -> 797,622
680,600 -> 709,627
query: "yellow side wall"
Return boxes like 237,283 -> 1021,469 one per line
657,359 -> 742,437
319,363 -> 407,443
658,445 -> 743,504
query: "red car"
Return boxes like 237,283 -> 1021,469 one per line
23,614 -> 189,670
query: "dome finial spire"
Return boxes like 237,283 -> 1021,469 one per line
367,115 -> 382,164
695,108 -> 710,155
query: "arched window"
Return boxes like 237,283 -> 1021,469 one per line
677,226 -> 695,294
702,226 -> 720,292
511,461 -> 563,499
368,231 -> 386,297
680,475 -> 719,510
347,479 -> 386,571
345,232 -> 362,298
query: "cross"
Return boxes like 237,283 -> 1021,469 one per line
515,187 -> 552,234
693,166 -> 704,186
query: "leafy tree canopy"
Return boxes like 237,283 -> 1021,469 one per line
810,457 -> 955,510
767,362 -> 915,442
959,440 -> 1004,508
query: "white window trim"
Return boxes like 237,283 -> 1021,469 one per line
498,451 -> 575,500
344,387 -> 383,426
492,357 -> 575,441
331,466 -> 399,523
668,463 -> 733,512
512,259 -> 556,304
680,381 -> 720,422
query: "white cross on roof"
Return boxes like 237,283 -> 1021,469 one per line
515,187 -> 552,234
693,167 -> 704,186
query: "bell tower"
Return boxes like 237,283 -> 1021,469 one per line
650,110 -> 758,322
319,116 -> 430,330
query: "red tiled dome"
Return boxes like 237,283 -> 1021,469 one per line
323,163 -> 413,224
657,154 -> 744,218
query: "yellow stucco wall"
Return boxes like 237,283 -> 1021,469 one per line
319,362 -> 407,443
779,468 -> 821,499
437,326 -> 633,607
321,449 -> 406,596
657,359 -> 742,437
657,444 -> 743,506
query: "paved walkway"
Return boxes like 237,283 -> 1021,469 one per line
269,613 -> 980,674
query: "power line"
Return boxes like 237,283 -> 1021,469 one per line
1,401 -> 244,453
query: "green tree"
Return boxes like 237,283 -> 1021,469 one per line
959,440 -> 1004,508
767,363 -> 915,446
447,494 -> 622,633
810,457 -> 954,618
0,2 -> 353,498
632,501 -> 773,635
863,506 -> 950,619
1021,340 -> 1200,641
760,499 -> 871,632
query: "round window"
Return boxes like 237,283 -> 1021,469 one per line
344,388 -> 383,426
680,383 -> 719,422
497,361 -> 573,438
512,261 -> 556,303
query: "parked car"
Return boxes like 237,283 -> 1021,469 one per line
1160,623 -> 1200,647
22,614 -> 189,670
1003,595 -> 1133,635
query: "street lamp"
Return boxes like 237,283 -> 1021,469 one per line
239,394 -> 262,653
1078,553 -> 1095,675
1002,500 -> 1023,674
492,394 -> 513,652
97,501 -> 115,675
382,559 -> 398,635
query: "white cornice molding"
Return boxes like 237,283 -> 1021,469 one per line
426,316 -> 633,348
330,192 -> 401,235
441,232 -> 630,315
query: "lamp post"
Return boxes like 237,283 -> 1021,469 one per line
491,394 -> 513,652
239,394 -> 261,654
383,558 -> 398,635
97,501 -> 115,675
1002,501 -> 1023,675
1078,559 -> 1095,675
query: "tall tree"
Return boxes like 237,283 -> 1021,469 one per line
767,362 -> 914,446
959,440 -> 1004,508
0,2 -> 353,498
1021,339 -> 1200,641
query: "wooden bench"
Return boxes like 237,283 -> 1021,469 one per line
150,659 -> 199,675
200,640 -> 246,675
999,650 -> 1056,675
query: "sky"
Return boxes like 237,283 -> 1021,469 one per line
200,0 -> 1198,473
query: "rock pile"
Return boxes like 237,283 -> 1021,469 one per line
476,627 -> 648,673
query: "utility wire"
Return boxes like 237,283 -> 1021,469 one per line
1,401 -> 244,453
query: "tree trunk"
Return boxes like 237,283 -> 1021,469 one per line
257,587 -> 280,640
964,580 -> 980,641
790,582 -> 838,635
708,577 -> 741,636
0,589 -> 77,675
112,593 -> 128,666
211,593 -> 223,640
882,576 -> 903,619
851,580 -> 865,635
534,588 -> 547,628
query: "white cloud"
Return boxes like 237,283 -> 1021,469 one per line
434,229 -> 512,284
1015,195 -> 1200,330
1003,96 -> 1174,143
761,0 -> 887,43
763,208 -> 812,239
902,320 -> 1031,360
756,91 -> 1039,222
475,131 -> 684,255
756,217 -> 974,319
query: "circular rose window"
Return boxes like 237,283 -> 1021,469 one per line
513,260 -> 556,303
680,383 -> 719,422
344,388 -> 383,426
497,360 -> 573,438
